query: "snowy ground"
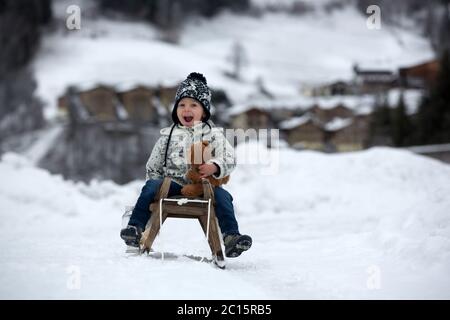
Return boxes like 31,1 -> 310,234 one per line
1,143 -> 449,299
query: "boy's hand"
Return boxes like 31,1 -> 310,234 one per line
198,163 -> 218,178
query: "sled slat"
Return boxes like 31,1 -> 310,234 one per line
140,177 -> 226,268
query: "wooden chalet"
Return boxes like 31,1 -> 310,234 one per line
280,115 -> 324,150
230,107 -> 273,130
78,85 -> 118,121
353,64 -> 396,93
118,85 -> 158,123
399,59 -> 439,89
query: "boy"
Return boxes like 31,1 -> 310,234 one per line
120,72 -> 252,258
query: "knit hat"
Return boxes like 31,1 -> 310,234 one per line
172,72 -> 212,124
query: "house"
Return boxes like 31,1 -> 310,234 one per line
353,64 -> 396,94
312,80 -> 352,96
78,84 -> 119,121
310,104 -> 354,123
57,95 -> 68,118
229,107 -> 273,130
279,114 -> 324,150
398,59 -> 439,89
270,108 -> 296,125
353,113 -> 371,138
118,85 -> 158,123
158,84 -> 178,112
324,118 -> 367,151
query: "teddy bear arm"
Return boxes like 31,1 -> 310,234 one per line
181,184 -> 204,197
186,169 -> 202,182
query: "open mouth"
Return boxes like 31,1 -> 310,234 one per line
183,116 -> 194,123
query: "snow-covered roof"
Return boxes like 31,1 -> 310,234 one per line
228,96 -> 312,117
116,82 -> 155,93
399,58 -> 438,70
386,89 -> 424,115
324,117 -> 353,131
75,82 -> 115,92
311,95 -> 375,110
354,105 -> 373,116
228,94 -> 376,117
250,0 -> 338,10
279,114 -> 313,130
280,114 -> 356,132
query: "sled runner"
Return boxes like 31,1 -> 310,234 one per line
140,177 -> 226,269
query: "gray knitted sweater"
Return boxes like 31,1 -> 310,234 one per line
145,122 -> 236,186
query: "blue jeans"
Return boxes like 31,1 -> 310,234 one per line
128,179 -> 240,236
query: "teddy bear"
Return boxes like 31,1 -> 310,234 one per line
181,140 -> 230,197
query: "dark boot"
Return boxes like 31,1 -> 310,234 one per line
223,234 -> 252,258
120,225 -> 142,247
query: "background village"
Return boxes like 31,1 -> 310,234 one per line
51,54 -> 447,183
1,0 -> 449,184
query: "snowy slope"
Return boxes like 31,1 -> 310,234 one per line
0,145 -> 449,299
33,2 -> 433,119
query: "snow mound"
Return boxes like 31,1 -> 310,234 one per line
231,143 -> 450,263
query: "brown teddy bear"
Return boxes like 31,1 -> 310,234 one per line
181,140 -> 230,197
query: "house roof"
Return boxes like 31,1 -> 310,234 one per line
116,83 -> 154,93
353,64 -> 393,75
280,114 -> 355,133
227,94 -> 376,117
75,82 -> 116,93
279,114 -> 314,130
386,88 -> 424,115
399,59 -> 438,72
324,117 -> 353,131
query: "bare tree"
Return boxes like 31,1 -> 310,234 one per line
226,41 -> 248,81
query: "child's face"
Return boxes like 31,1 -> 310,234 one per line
177,97 -> 205,127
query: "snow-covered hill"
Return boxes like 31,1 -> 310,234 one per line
33,2 -> 433,119
1,144 -> 449,299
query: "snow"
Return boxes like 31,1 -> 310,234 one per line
228,94 -> 376,118
324,117 -> 352,131
279,115 -> 312,130
1,144 -> 450,299
313,95 -> 374,110
34,3 -> 433,119
23,125 -> 64,165
250,0 -> 340,10
386,88 -> 424,115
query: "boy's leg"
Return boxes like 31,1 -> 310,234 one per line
128,179 -> 182,230
121,179 -> 182,246
214,187 -> 252,258
213,186 -> 239,235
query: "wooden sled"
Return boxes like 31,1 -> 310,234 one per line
140,177 -> 226,269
